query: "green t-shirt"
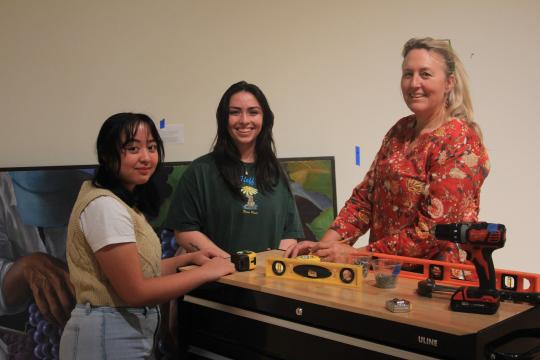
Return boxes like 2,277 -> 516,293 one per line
164,154 -> 304,254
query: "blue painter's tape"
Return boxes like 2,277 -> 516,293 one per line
355,146 -> 360,166
392,264 -> 401,277
159,118 -> 165,129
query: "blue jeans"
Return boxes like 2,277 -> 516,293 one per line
59,303 -> 160,360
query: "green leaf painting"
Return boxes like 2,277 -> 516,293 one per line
307,207 -> 335,240
284,160 -> 333,199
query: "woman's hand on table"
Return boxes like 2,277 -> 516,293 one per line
190,248 -> 232,266
278,239 -> 297,251
310,242 -> 356,263
283,240 -> 318,258
200,257 -> 235,281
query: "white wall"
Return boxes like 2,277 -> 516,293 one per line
1,0 -> 539,272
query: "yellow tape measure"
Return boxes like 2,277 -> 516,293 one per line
231,250 -> 256,271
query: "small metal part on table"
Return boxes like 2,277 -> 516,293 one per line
376,273 -> 398,288
385,298 -> 411,313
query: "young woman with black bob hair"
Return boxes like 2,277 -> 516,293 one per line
165,81 -> 304,257
60,112 -> 234,359
91,112 -> 165,219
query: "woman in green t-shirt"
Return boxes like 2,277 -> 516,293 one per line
166,81 -> 304,256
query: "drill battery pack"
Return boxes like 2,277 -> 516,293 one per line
450,286 -> 500,315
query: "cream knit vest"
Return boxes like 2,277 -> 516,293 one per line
66,181 -> 161,306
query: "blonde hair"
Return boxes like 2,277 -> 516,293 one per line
402,37 -> 482,141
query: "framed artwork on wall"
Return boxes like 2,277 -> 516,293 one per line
0,156 -> 337,358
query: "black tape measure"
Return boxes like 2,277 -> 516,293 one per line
231,250 -> 256,271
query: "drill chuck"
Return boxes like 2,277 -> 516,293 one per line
433,223 -> 465,243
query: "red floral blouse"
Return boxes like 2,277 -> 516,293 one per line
330,116 -> 490,262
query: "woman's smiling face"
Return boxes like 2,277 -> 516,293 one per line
227,91 -> 263,151
119,123 -> 158,191
401,48 -> 454,120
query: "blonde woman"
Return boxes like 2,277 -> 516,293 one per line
287,38 -> 489,264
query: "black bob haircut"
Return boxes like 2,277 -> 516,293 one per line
93,112 -> 165,217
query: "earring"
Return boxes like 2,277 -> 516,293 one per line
446,92 -> 453,108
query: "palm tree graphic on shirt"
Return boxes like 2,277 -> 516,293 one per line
241,185 -> 258,210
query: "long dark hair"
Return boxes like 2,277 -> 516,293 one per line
93,112 -> 165,217
212,81 -> 286,198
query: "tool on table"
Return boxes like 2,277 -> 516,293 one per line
433,222 -> 506,314
498,290 -> 540,305
266,256 -> 361,287
385,298 -> 411,313
231,250 -> 256,271
417,278 -> 540,306
417,278 -> 458,298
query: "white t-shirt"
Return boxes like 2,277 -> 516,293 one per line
79,196 -> 135,252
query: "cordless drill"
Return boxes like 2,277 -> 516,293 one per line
434,222 -> 506,314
